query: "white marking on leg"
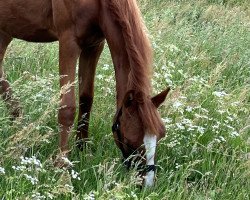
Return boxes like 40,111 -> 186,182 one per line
143,133 -> 157,187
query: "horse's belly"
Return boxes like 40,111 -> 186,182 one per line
15,29 -> 58,43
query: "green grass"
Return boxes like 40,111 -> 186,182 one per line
0,0 -> 249,199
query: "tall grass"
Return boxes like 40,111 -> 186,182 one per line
0,0 -> 249,199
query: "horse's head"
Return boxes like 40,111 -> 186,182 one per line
112,88 -> 170,186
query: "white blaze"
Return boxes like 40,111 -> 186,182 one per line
143,133 -> 157,187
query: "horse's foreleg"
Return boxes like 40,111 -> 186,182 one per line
76,42 -> 104,151
57,32 -> 81,157
0,35 -> 20,119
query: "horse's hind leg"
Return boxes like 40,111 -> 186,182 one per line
0,34 -> 19,118
76,42 -> 104,151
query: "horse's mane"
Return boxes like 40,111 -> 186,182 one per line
107,0 -> 164,136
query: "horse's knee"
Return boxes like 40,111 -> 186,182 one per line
58,106 -> 76,128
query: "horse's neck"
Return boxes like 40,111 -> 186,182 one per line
99,1 -> 152,108
99,18 -> 130,107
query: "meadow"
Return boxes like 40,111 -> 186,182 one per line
0,0 -> 249,199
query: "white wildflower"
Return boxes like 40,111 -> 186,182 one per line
194,113 -> 208,119
230,131 -> 239,137
197,126 -> 205,134
190,56 -> 198,61
103,64 -> 110,71
213,91 -> 227,98
176,123 -> 185,130
12,165 -> 26,172
162,117 -> 172,124
201,108 -> 209,113
194,113 -> 202,118
71,169 -> 81,180
214,138 -> 221,143
20,156 -> 42,169
182,118 -> 193,126
173,101 -> 183,109
164,73 -> 173,85
187,126 -> 196,131
23,174 -> 38,185
168,61 -> 175,68
0,166 -> 5,174
226,116 -> 234,122
177,69 -> 184,75
84,191 -> 95,200
219,136 -> 226,142
231,101 -> 240,106
45,192 -> 54,200
96,74 -> 103,80
175,163 -> 181,169
186,106 -> 193,112
18,156 -> 45,172
225,125 -> 234,130
167,44 -> 180,53
31,192 -> 46,200
212,124 -> 219,130
162,65 -> 167,70
218,110 -> 226,114
154,72 -> 161,78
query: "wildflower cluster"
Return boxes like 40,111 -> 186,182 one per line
11,156 -> 44,185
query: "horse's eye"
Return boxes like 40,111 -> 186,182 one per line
112,123 -> 120,132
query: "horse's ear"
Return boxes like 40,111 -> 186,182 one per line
151,87 -> 170,108
123,90 -> 136,108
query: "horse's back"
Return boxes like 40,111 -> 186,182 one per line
0,0 -> 58,42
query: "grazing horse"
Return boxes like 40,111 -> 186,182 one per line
0,0 -> 170,186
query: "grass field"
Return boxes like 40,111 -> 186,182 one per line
0,0 -> 250,199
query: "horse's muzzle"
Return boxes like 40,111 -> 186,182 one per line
122,157 -> 156,173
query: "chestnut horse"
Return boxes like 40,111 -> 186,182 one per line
0,0 -> 170,186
